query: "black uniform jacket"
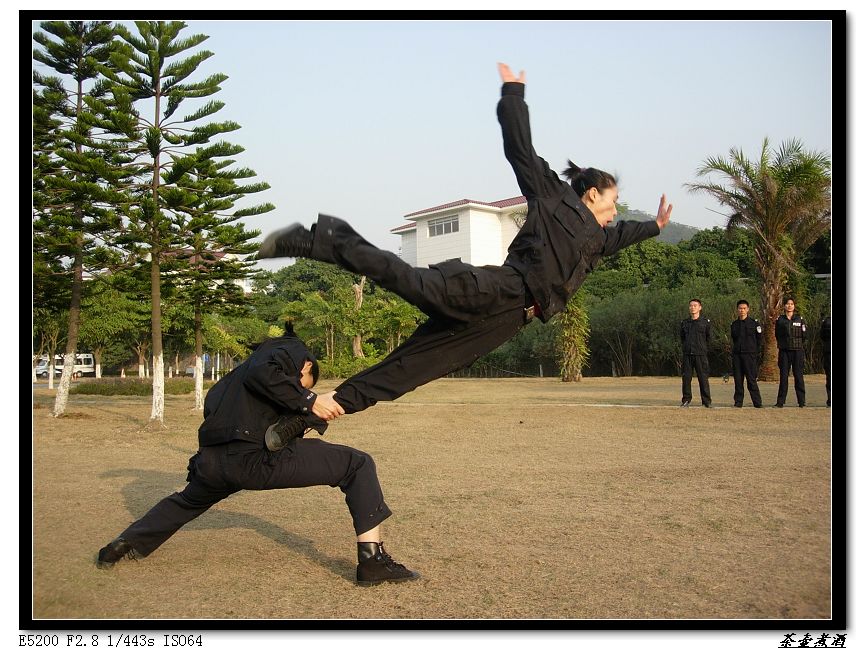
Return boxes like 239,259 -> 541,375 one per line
681,316 -> 711,355
497,82 -> 660,322
198,335 -> 320,447
775,314 -> 807,351
731,317 -> 762,354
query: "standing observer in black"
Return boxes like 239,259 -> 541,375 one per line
730,299 -> 763,408
94,323 -> 419,587
681,298 -> 712,408
775,298 -> 807,408
821,315 -> 831,407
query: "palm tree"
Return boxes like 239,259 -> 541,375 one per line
686,138 -> 831,379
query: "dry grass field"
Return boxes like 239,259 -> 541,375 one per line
30,375 -> 834,621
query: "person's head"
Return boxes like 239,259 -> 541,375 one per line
299,360 -> 317,390
783,297 -> 796,314
736,299 -> 750,319
688,298 -> 702,318
562,160 -> 619,228
283,321 -> 320,389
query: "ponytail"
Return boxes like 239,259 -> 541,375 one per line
561,159 -> 617,197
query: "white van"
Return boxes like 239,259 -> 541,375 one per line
36,353 -> 95,378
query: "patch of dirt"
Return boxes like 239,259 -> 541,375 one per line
30,376 -> 834,621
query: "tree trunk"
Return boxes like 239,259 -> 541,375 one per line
194,305 -> 204,410
53,77 -> 87,418
326,325 -> 334,361
53,351 -> 75,416
150,250 -> 164,422
46,342 -> 58,390
94,347 -> 103,379
137,344 -> 146,378
757,247 -> 784,381
54,244 -> 84,417
352,277 -> 366,358
151,352 -> 164,420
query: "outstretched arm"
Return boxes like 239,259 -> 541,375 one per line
496,62 -> 562,199
601,193 -> 673,256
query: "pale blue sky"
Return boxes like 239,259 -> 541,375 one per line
32,18 -> 833,270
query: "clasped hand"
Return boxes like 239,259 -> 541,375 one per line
312,390 -> 345,421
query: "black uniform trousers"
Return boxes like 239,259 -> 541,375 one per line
777,349 -> 806,407
682,354 -> 711,405
732,353 -> 762,407
119,438 -> 391,557
313,215 -> 529,414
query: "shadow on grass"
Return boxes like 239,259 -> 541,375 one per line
100,467 -> 356,582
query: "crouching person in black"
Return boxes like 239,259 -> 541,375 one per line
96,323 -> 419,587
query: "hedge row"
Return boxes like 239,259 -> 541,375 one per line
70,377 -> 216,396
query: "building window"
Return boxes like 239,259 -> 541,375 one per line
428,215 -> 459,237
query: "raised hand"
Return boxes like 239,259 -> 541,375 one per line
497,62 -> 525,84
656,194 -> 673,229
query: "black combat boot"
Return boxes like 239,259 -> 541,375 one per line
356,542 -> 420,586
96,537 -> 141,569
264,415 -> 309,452
257,223 -> 314,259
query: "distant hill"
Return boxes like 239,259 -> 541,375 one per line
619,207 -> 700,244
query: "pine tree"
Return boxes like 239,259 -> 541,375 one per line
102,20 -> 270,422
33,20 -> 123,416
168,100 -> 272,408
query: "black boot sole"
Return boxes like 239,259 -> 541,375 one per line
356,572 -> 421,587
257,223 -> 306,259
264,417 -> 306,452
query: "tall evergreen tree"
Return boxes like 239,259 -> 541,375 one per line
102,20 -> 270,422
32,20 -> 123,416
168,93 -> 271,408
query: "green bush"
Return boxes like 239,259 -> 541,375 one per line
70,377 -> 216,396
318,355 -> 383,379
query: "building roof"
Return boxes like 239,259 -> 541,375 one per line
391,195 -> 526,233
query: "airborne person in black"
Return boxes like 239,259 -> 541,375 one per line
257,63 -> 673,446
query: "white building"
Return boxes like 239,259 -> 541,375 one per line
390,196 -> 527,267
